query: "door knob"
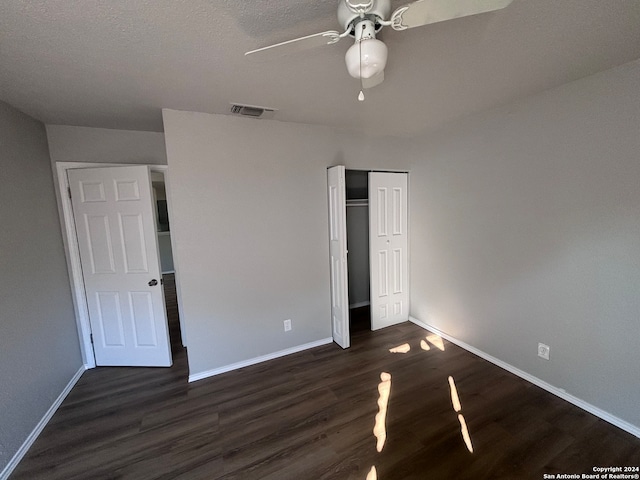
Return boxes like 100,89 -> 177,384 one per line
148,279 -> 158,286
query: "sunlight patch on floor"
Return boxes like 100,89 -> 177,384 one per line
426,333 -> 445,351
447,376 -> 474,454
369,335 -> 466,479
374,372 -> 392,453
366,465 -> 377,480
458,414 -> 474,453
389,343 -> 411,354
448,376 -> 462,412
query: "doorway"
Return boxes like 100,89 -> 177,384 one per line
328,166 -> 409,349
56,162 -> 183,368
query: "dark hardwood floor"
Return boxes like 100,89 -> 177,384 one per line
11,277 -> 640,479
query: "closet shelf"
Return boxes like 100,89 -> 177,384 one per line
346,199 -> 368,207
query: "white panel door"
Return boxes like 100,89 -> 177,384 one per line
369,172 -> 409,330
327,166 -> 350,349
68,166 -> 172,366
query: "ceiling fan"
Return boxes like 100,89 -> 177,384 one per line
245,0 -> 514,100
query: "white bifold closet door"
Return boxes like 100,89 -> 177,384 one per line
68,166 -> 172,367
327,166 -> 350,348
369,172 -> 409,330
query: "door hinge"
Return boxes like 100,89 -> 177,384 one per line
68,187 -> 72,200
90,333 -> 93,344
160,278 -> 164,285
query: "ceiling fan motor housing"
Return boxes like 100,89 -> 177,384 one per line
338,0 -> 391,34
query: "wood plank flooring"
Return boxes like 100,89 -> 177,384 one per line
11,276 -> 640,479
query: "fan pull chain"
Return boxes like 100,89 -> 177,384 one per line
358,23 -> 365,101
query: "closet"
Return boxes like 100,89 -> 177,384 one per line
328,166 -> 409,349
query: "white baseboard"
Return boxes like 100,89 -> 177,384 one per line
409,316 -> 640,439
349,301 -> 370,309
1,366 -> 86,480
188,338 -> 334,383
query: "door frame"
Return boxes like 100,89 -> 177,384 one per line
55,162 -> 184,368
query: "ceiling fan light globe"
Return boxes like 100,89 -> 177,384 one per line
345,38 -> 388,79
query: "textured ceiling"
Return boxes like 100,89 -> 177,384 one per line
1,0 -> 639,136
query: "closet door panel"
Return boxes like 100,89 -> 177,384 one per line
327,166 -> 350,348
369,172 -> 408,330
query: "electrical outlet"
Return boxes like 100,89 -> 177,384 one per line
284,319 -> 292,332
538,343 -> 550,360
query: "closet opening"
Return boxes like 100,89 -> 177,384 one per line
328,165 -> 409,349
345,170 -> 371,334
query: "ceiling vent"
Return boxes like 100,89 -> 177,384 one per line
230,103 -> 276,119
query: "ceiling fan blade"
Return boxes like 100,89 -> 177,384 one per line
362,70 -> 384,89
390,0 -> 513,31
245,31 -> 343,62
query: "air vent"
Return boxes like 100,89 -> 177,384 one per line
230,103 -> 276,119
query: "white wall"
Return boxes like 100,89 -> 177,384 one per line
408,59 -> 640,429
162,110 -> 408,376
0,102 -> 82,474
